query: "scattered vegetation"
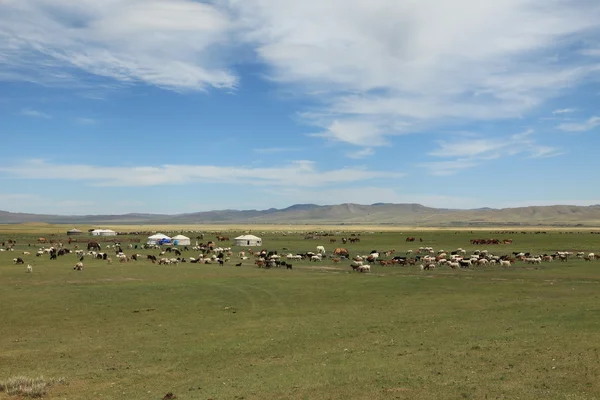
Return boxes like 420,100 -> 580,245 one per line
0,376 -> 66,398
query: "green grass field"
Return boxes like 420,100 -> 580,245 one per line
1,227 -> 599,399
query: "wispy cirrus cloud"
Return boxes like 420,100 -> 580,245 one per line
253,147 -> 303,154
75,117 -> 96,125
420,130 -> 562,175
0,159 -> 404,188
21,108 -> 51,118
0,0 -> 237,91
2,0 -> 600,158
556,116 -> 600,132
229,0 -> 600,147
346,147 -> 375,159
418,159 -> 480,176
552,108 -> 576,115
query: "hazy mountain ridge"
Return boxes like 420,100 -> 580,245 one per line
3,204 -> 600,226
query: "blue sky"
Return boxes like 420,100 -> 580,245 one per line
1,0 -> 600,215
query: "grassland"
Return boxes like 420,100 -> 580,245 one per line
1,226 -> 599,400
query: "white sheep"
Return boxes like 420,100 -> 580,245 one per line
26,264 -> 32,273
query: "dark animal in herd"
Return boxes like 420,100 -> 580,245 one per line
470,238 -> 513,245
87,241 -> 101,251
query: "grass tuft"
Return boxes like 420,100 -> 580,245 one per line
0,376 -> 66,398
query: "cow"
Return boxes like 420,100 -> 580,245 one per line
87,242 -> 101,251
333,248 -> 349,257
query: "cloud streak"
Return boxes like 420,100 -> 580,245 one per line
0,159 -> 405,188
420,130 -> 562,175
556,116 -> 600,132
21,108 -> 51,118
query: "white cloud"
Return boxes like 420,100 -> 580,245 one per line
581,48 -> 600,57
556,116 -> 600,132
418,159 -> 480,176
0,159 -> 404,187
529,146 -> 563,158
21,108 -> 51,118
552,108 -> 576,115
75,117 -> 96,125
346,147 -> 375,159
253,147 -> 303,154
310,120 -> 389,147
0,0 -> 236,90
421,129 -> 562,174
228,0 -> 600,146
2,0 -> 600,152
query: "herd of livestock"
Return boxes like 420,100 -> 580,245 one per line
2,234 -> 598,274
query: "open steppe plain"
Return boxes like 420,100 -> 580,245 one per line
1,224 -> 599,399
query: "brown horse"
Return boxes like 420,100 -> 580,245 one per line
333,248 -> 349,257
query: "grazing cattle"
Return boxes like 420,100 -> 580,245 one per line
333,248 -> 349,257
87,242 -> 101,251
13,257 -> 24,264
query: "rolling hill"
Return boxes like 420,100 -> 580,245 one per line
2,203 -> 600,226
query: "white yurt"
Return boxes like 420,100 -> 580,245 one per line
147,233 -> 171,245
91,229 -> 117,236
172,235 -> 191,246
234,234 -> 262,247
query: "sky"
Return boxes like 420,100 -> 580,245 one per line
1,0 -> 600,215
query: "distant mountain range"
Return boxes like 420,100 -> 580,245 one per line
2,203 -> 600,226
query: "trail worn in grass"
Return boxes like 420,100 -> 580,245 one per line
1,229 -> 599,399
